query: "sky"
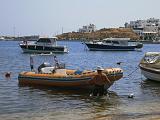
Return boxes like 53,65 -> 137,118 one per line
0,0 -> 160,36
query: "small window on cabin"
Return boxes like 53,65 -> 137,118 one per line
105,41 -> 112,43
37,38 -> 51,43
53,38 -> 57,41
112,41 -> 119,44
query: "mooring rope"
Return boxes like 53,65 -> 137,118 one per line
123,66 -> 139,79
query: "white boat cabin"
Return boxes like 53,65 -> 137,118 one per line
102,38 -> 131,46
36,37 -> 58,46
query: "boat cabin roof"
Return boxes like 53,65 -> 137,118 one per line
37,37 -> 58,43
103,38 -> 130,41
102,38 -> 130,45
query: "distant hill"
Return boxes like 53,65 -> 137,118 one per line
56,28 -> 140,40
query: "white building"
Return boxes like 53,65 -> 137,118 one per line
78,24 -> 96,33
125,18 -> 160,40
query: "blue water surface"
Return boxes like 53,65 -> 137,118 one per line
0,41 -> 160,120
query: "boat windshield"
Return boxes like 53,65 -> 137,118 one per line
37,38 -> 51,43
143,52 -> 160,64
119,40 -> 128,45
104,41 -> 112,43
103,39 -> 128,45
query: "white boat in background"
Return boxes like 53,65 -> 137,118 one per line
19,37 -> 68,53
139,52 -> 160,82
0,36 -> 5,40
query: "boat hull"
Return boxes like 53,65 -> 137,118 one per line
18,69 -> 123,89
85,43 -> 142,51
139,64 -> 160,82
20,44 -> 68,53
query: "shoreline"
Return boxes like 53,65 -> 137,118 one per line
1,39 -> 160,44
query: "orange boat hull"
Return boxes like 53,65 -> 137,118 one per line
18,68 -> 123,89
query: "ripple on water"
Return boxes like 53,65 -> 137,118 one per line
0,41 -> 160,120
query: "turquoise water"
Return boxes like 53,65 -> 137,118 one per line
0,41 -> 160,120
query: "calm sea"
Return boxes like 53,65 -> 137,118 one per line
0,41 -> 160,120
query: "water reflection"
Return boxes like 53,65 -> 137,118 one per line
18,85 -> 120,99
141,79 -> 160,97
18,85 -> 122,119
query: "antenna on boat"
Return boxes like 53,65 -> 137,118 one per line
53,55 -> 65,69
53,55 -> 60,68
30,55 -> 34,71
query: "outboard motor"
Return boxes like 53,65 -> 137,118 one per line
38,62 -> 51,73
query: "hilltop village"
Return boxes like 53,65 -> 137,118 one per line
57,18 -> 160,41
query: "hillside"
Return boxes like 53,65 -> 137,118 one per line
56,28 -> 140,40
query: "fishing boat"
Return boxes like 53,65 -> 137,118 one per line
139,52 -> 160,82
18,55 -> 123,90
84,38 -> 143,51
19,37 -> 68,53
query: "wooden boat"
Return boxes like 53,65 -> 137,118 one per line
18,67 -> 123,90
139,52 -> 160,82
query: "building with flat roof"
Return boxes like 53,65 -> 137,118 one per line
78,24 -> 96,33
125,18 -> 160,40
